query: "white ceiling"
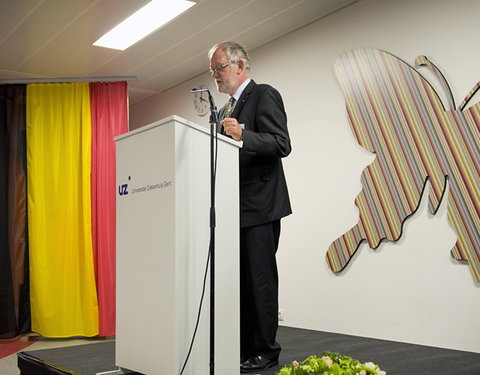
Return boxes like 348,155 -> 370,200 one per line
0,0 -> 358,105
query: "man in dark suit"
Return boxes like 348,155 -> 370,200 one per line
208,41 -> 292,373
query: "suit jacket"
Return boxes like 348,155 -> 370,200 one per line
219,80 -> 292,228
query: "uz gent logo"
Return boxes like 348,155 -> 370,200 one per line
118,176 -> 130,196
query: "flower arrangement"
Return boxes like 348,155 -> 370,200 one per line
275,352 -> 386,375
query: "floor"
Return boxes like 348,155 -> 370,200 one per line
0,335 -> 109,375
5,327 -> 480,375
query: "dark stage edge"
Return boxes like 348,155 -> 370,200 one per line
17,326 -> 480,375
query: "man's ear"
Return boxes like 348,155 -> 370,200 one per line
237,59 -> 245,73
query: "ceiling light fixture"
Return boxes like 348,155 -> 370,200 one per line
93,0 -> 196,51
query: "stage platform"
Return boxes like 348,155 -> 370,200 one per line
17,326 -> 480,375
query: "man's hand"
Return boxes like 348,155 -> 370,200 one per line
220,117 -> 243,141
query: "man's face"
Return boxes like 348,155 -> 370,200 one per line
209,48 -> 239,95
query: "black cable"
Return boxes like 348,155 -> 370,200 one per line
178,243 -> 212,375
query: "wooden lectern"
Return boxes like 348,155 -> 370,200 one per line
115,116 -> 240,375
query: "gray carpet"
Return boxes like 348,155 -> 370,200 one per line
268,326 -> 480,375
17,326 -> 480,375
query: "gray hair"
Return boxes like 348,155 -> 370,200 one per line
208,41 -> 250,72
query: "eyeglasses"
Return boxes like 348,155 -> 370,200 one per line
209,62 -> 233,75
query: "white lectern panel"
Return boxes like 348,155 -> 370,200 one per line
115,116 -> 240,375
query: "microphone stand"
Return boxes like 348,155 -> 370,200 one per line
206,89 -> 219,375
190,88 -> 219,375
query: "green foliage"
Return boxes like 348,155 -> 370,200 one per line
275,352 -> 386,375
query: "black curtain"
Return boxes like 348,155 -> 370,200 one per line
0,84 -> 30,338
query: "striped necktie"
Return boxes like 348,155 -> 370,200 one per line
223,97 -> 235,119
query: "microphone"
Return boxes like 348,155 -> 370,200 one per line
191,88 -> 209,102
191,87 -> 209,93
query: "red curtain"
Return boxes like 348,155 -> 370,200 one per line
90,81 -> 128,336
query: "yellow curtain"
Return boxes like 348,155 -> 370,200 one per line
27,83 -> 98,337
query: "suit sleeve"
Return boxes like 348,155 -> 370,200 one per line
241,86 -> 291,158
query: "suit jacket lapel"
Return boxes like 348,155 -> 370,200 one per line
232,80 -> 256,119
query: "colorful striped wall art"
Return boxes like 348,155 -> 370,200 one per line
327,49 -> 480,282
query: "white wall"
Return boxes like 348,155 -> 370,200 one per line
130,0 -> 480,353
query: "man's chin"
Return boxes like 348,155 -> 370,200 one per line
216,82 -> 227,93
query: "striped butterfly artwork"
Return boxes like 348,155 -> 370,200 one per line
327,48 -> 480,282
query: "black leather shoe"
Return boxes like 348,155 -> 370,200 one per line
240,355 -> 279,373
